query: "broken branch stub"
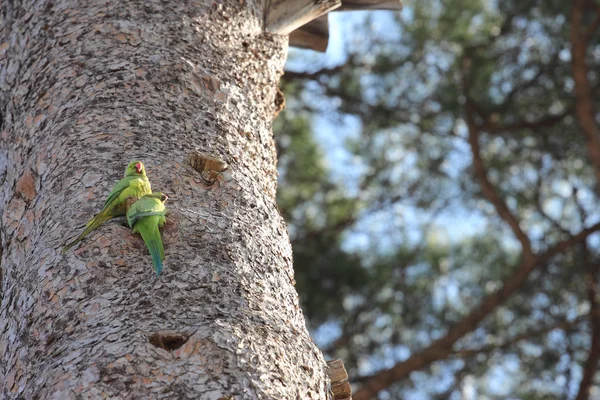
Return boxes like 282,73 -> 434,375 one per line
187,151 -> 228,186
285,0 -> 403,53
338,0 -> 403,11
289,15 -> 329,52
187,151 -> 228,174
327,359 -> 352,399
266,0 -> 341,35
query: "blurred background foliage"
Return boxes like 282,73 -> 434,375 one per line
274,0 -> 600,399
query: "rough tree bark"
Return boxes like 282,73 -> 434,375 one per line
0,0 -> 331,398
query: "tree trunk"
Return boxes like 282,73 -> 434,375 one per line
0,1 -> 331,398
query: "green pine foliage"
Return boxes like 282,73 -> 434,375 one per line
276,0 -> 600,398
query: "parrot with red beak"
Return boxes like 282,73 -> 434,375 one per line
63,160 -> 152,253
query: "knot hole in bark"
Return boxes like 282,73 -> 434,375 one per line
148,331 -> 189,351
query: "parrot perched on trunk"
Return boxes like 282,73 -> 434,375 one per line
127,192 -> 168,276
63,161 -> 152,253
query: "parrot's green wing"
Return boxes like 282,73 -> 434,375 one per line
103,175 -> 151,209
103,176 -> 135,207
127,210 -> 167,228
134,217 -> 165,275
128,195 -> 167,275
126,196 -> 166,228
63,172 -> 152,253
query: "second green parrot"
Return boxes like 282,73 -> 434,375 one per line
127,192 -> 168,276
63,160 -> 152,253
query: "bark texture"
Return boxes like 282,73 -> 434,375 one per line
0,0 -> 331,398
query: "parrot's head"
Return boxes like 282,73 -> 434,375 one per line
125,160 -> 146,177
148,192 -> 168,203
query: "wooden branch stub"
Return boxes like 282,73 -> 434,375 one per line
327,359 -> 352,400
273,86 -> 286,117
289,15 -> 329,52
338,0 -> 403,11
186,151 -> 228,186
285,0 -> 402,52
332,382 -> 352,400
187,151 -> 228,173
266,0 -> 341,35
327,359 -> 349,382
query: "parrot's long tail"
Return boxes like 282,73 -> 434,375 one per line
62,209 -> 112,253
139,222 -> 165,276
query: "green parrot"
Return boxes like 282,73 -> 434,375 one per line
63,161 -> 152,253
127,192 -> 168,276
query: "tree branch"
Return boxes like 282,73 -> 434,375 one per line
352,53 -> 600,399
452,315 -> 587,358
575,243 -> 600,400
571,0 -> 600,189
283,63 -> 351,82
583,3 -> 600,42
467,124 -> 533,256
462,55 -> 534,259
486,51 -> 561,117
352,222 -> 600,400
289,15 -> 330,52
265,0 -> 341,35
532,162 -> 572,235
482,107 -> 573,134
337,0 -> 403,11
